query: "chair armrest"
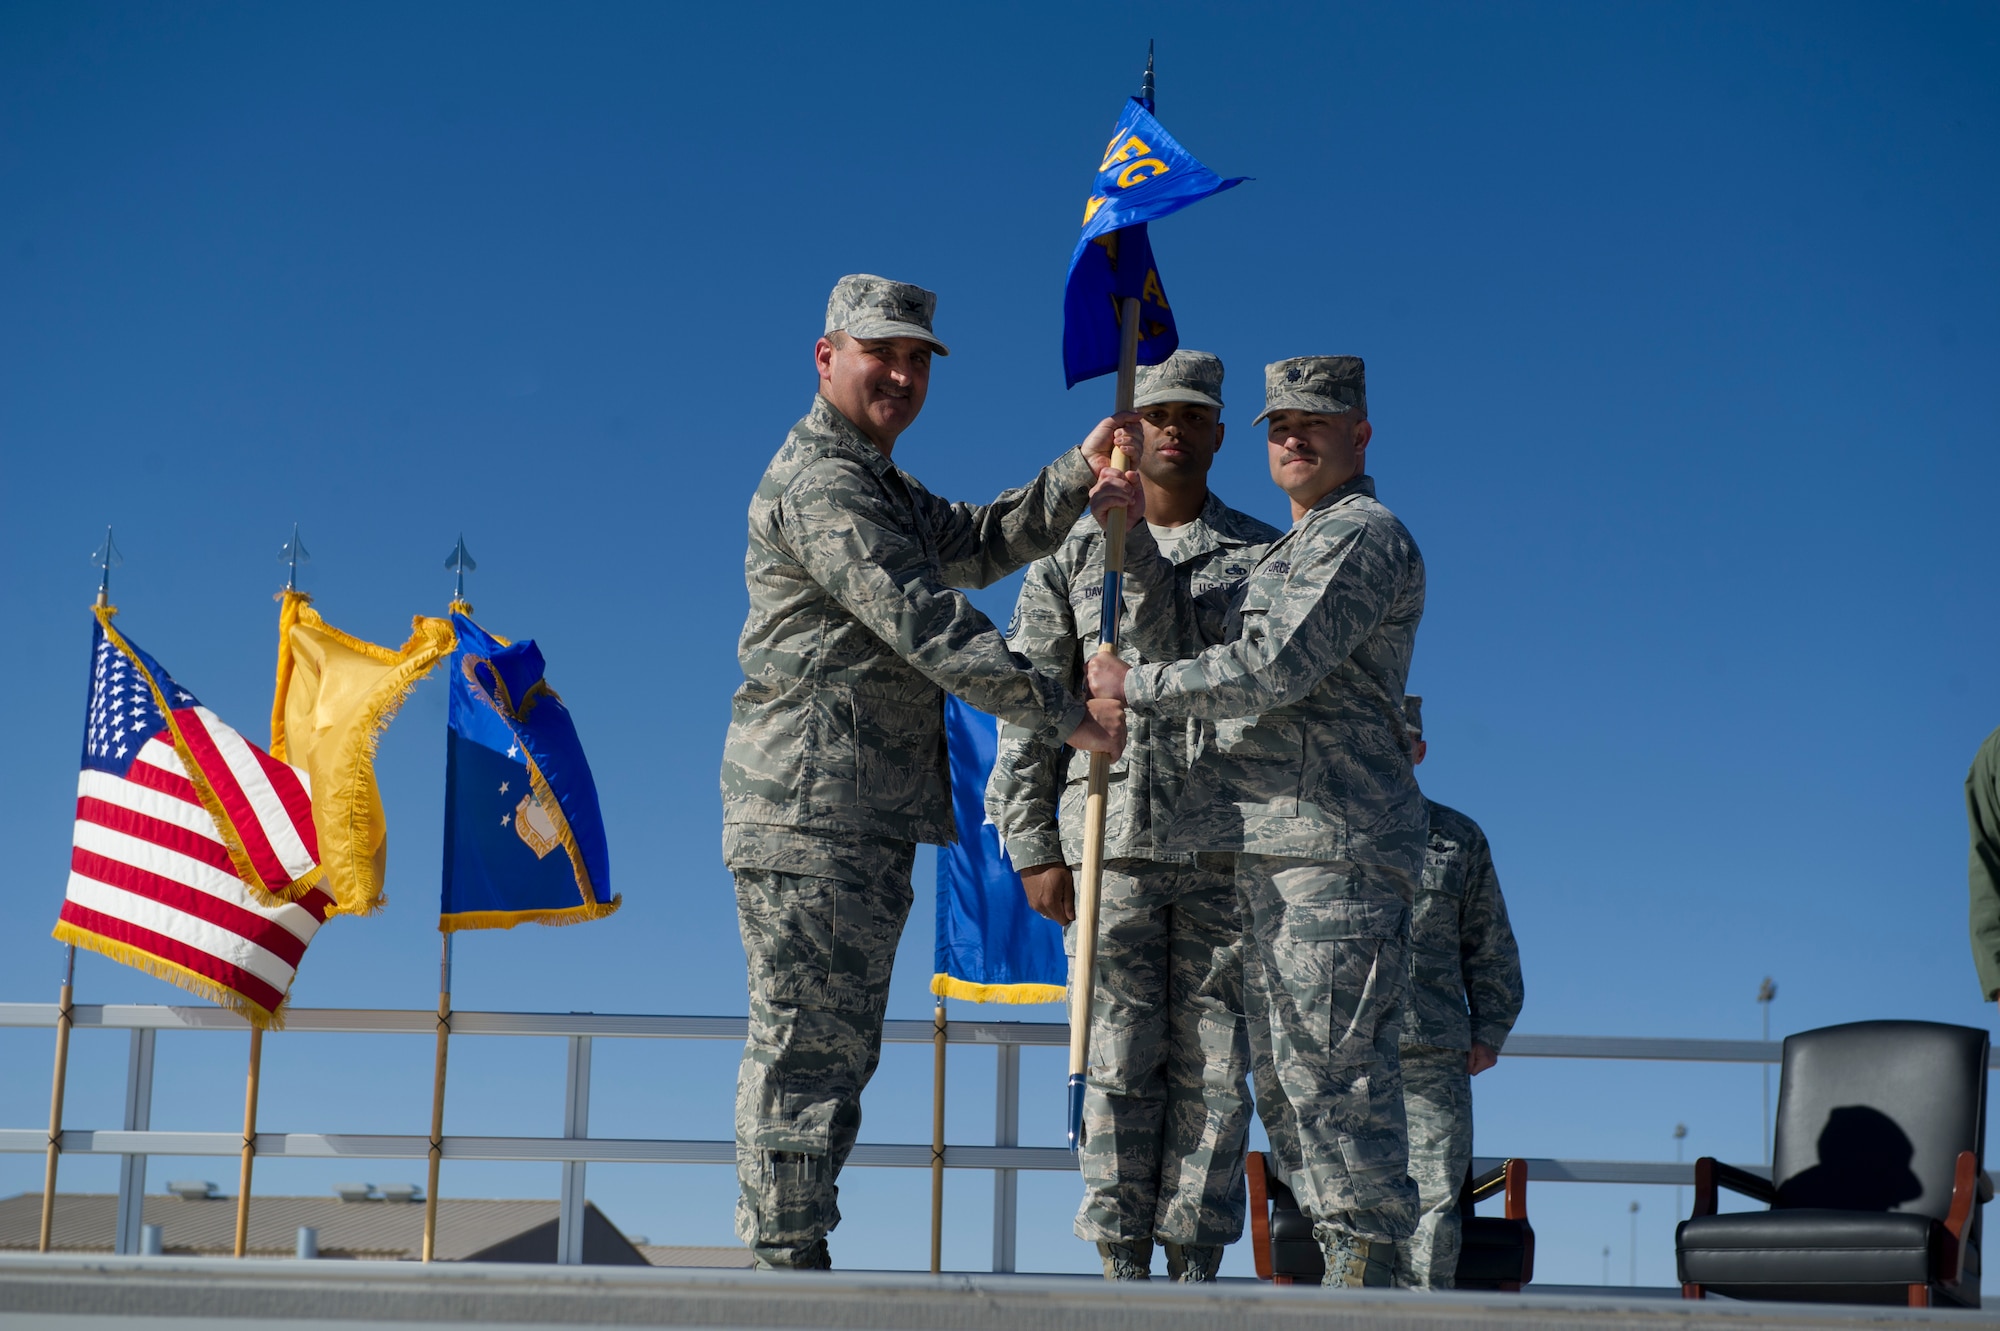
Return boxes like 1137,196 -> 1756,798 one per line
1465,1158 -> 1531,1221
1690,1157 -> 1776,1218
1503,1157 -> 1529,1222
1245,1150 -> 1274,1282
1940,1149 -> 1979,1285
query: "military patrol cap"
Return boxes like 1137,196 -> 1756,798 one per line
1134,349 -> 1224,410
1403,694 -> 1424,737
1253,355 -> 1366,424
823,274 -> 950,355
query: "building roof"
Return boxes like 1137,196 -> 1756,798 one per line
0,1193 -> 751,1266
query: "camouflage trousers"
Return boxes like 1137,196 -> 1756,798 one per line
729,832 -> 915,1267
1392,1044 -> 1473,1288
1064,855 -> 1252,1246
1239,855 -> 1420,1246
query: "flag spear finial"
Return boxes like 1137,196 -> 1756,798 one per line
90,526 -> 122,608
445,535 -> 477,612
279,524 -> 311,593
1140,40 -> 1155,111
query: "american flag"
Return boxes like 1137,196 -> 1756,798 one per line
55,610 -> 334,1026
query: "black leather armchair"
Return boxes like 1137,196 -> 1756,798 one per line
1245,1149 -> 1533,1288
1677,1020 -> 1990,1308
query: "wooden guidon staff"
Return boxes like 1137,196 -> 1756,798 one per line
1067,295 -> 1143,1152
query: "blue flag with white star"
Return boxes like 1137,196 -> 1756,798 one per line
1062,97 -> 1244,388
440,613 -> 616,931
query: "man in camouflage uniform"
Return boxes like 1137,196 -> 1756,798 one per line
1394,694 -> 1524,1289
720,274 -> 1141,1269
1090,356 -> 1426,1288
987,350 -> 1281,1282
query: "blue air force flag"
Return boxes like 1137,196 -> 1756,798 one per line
441,613 -> 616,931
932,697 -> 1066,1004
1062,98 -> 1245,388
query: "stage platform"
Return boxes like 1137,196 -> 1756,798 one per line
0,1254 -> 1989,1330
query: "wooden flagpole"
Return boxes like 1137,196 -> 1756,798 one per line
422,933 -> 452,1261
423,545 -> 475,1262
37,944 -> 77,1252
45,538 -> 122,1249
929,1001 -> 947,1272
233,1024 -> 262,1256
1067,294 -> 1141,1151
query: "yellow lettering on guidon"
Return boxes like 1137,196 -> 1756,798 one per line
1116,158 -> 1169,189
1100,134 -> 1153,172
1142,268 -> 1168,309
1082,195 -> 1109,226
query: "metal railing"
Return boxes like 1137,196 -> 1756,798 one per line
8,1001 -> 1941,1271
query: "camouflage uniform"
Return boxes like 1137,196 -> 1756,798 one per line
722,275 -> 1097,1266
987,353 -> 1280,1262
1121,357 -> 1427,1267
1394,770 -> 1524,1288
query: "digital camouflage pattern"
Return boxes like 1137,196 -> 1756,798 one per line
1237,854 -> 1419,1245
987,492 -> 1281,870
1392,800 -> 1522,1286
1133,349 -> 1225,409
822,273 -> 950,354
721,394 -> 1093,849
1405,799 -> 1524,1053
730,832 -> 914,1267
1252,355 -> 1368,424
984,488 -> 1274,1254
1393,1044 -> 1473,1288
1065,856 -> 1253,1247
1122,474 -> 1427,868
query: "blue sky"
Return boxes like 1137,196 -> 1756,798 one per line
2,0 -> 1996,1288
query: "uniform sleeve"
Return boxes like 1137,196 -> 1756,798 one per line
1457,824 -> 1524,1051
1123,516 -> 1403,721
986,553 -> 1079,871
923,448 -> 1096,590
1967,730 -> 2000,1000
779,458 -> 1088,744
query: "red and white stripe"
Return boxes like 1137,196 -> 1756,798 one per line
60,735 -> 333,1018
173,704 -> 320,892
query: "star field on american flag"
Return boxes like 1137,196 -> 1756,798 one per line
83,628 -> 196,770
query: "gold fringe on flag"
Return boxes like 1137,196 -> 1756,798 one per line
930,973 -> 1068,1006
52,921 -> 290,1029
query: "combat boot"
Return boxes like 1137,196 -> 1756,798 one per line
1314,1223 -> 1394,1288
1163,1242 -> 1222,1282
1095,1238 -> 1154,1280
751,1236 -> 830,1271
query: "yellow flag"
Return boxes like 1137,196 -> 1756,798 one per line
271,591 -> 455,917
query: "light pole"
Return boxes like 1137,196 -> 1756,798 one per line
1674,1122 -> 1688,1218
1757,977 -> 1778,1163
1628,1200 -> 1640,1285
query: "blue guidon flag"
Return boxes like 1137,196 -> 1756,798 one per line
440,613 -> 616,931
933,697 -> 1067,1005
1062,96 -> 1244,388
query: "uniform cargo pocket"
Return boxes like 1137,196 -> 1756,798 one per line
1214,715 -> 1303,818
1286,898 -> 1406,942
854,695 -> 940,812
744,872 -> 839,1009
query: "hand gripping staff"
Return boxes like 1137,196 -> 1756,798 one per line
1067,297 -> 1142,1152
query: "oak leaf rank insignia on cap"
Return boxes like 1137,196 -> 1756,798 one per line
1255,355 -> 1366,424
